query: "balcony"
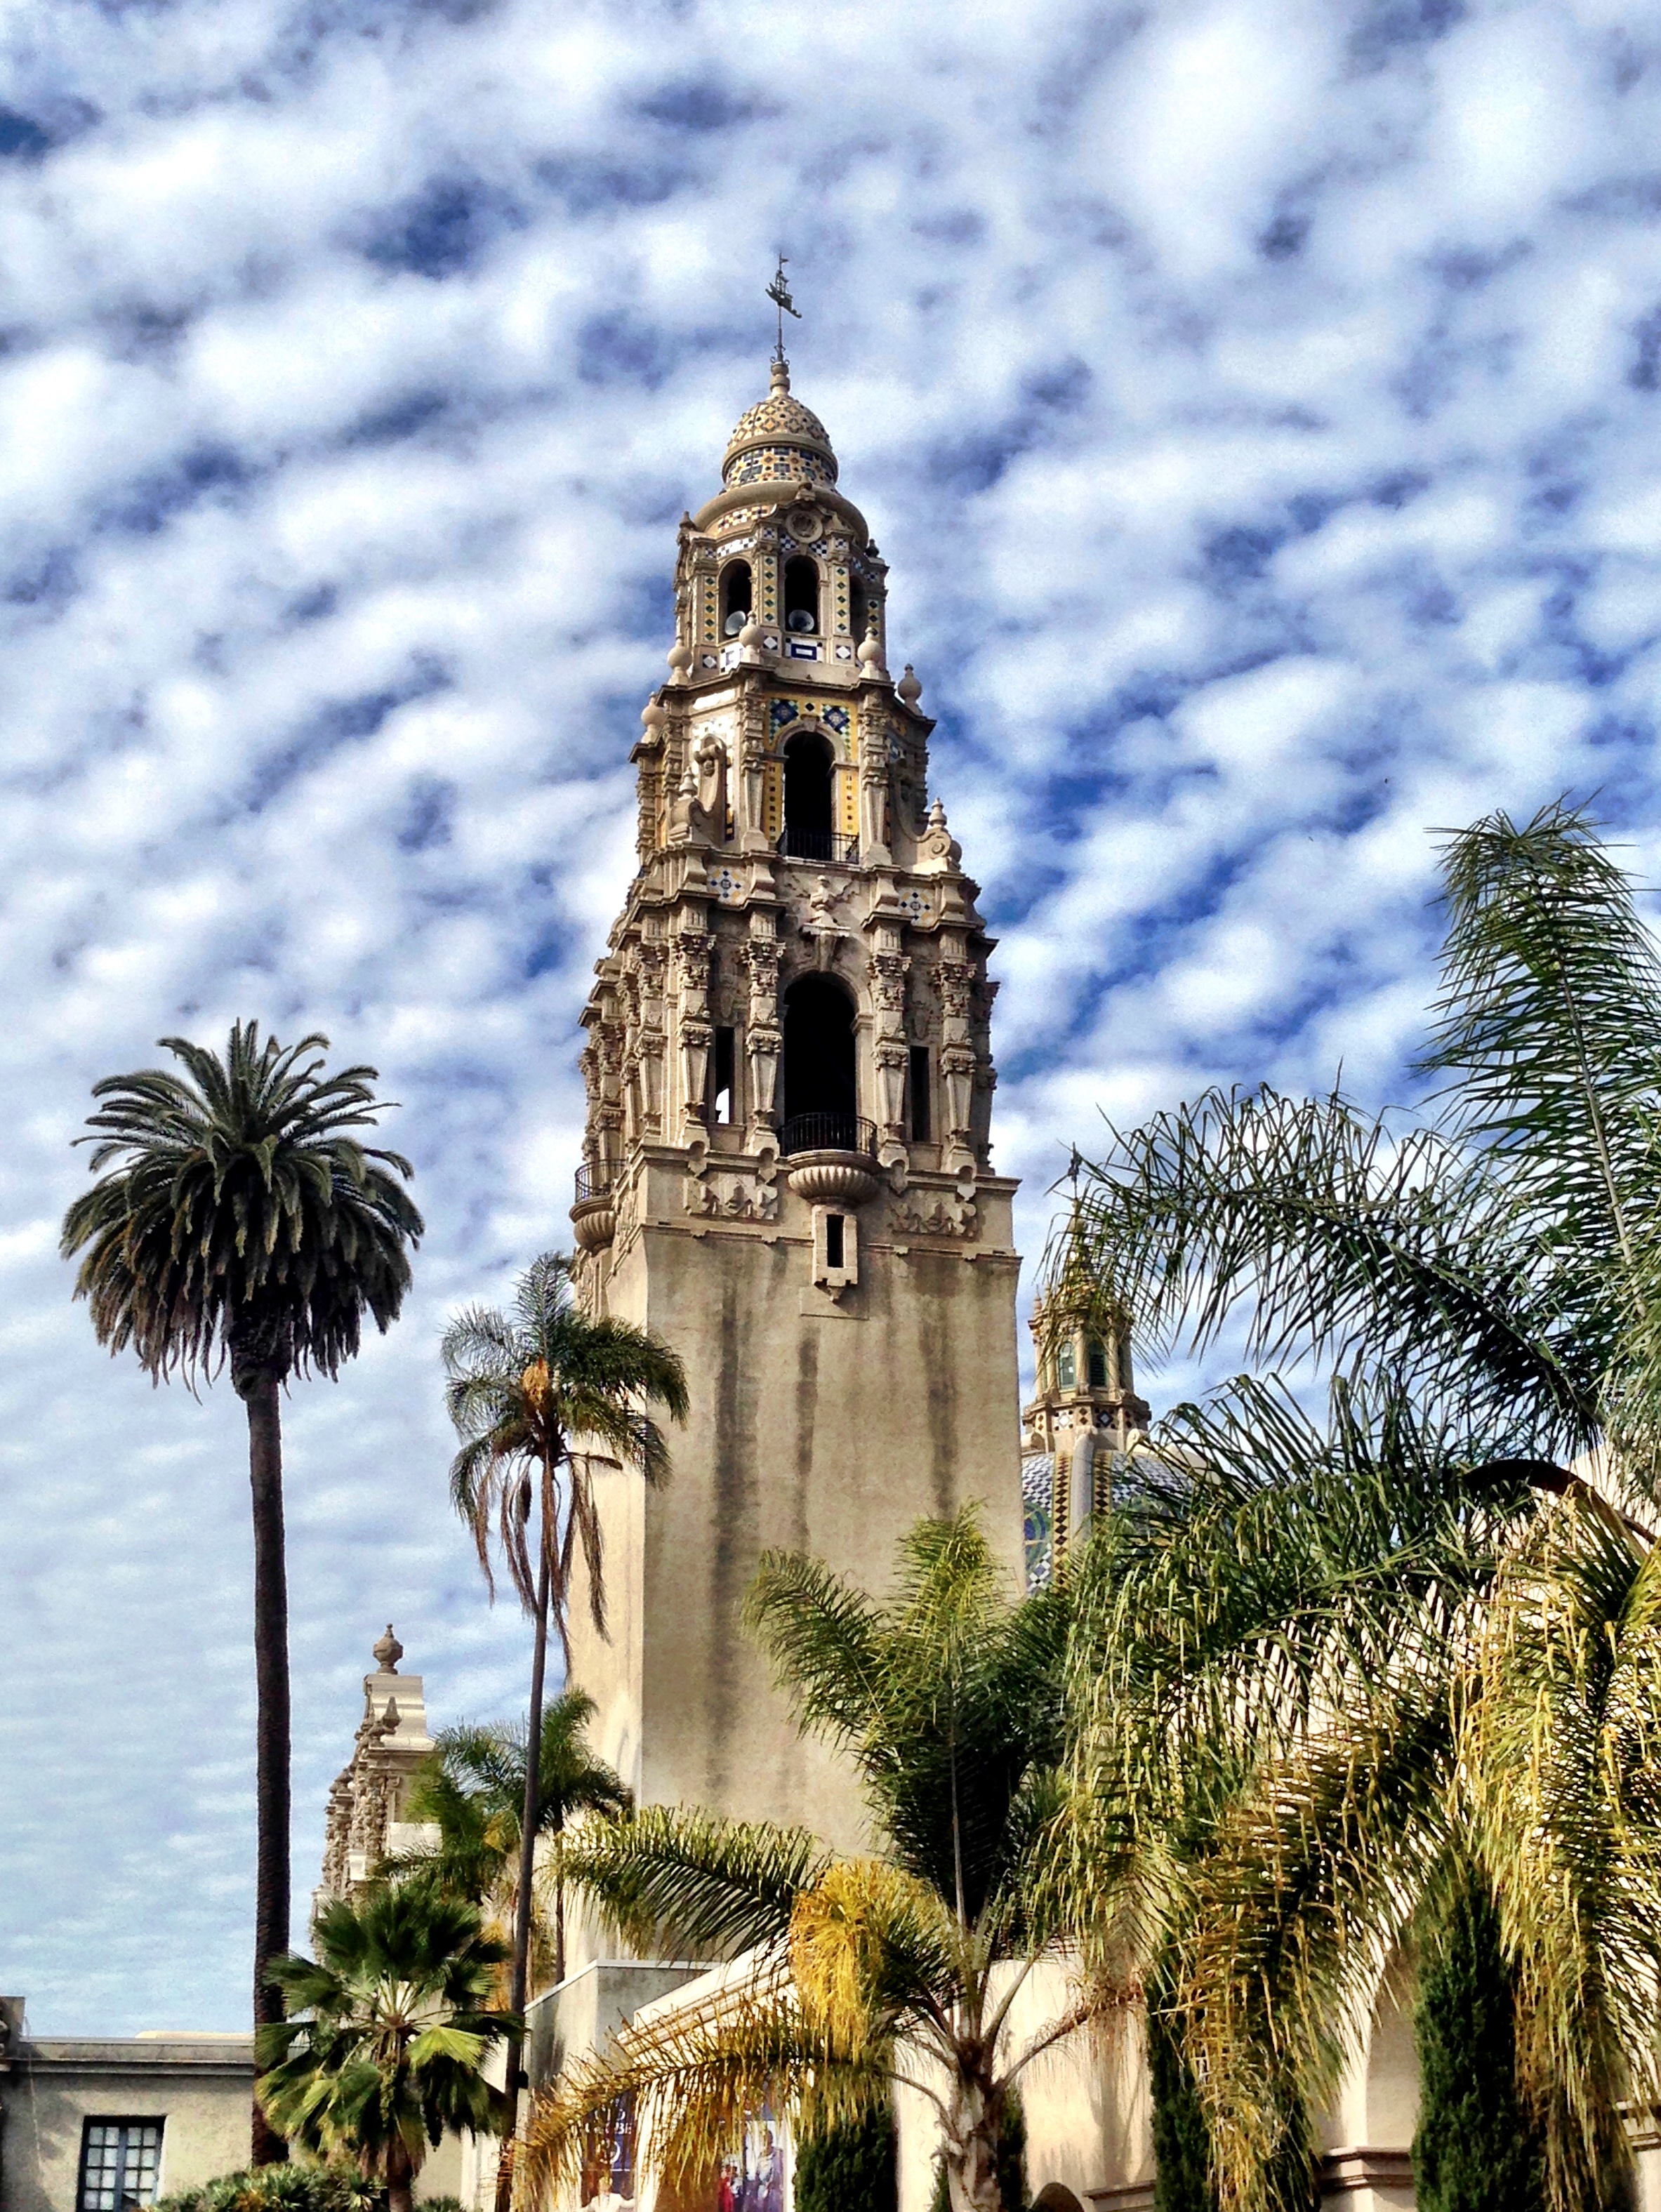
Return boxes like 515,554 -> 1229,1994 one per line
779,1114 -> 880,1206
571,1159 -> 616,1251
776,827 -> 859,865
779,1113 -> 875,1158
574,1160 -> 614,1202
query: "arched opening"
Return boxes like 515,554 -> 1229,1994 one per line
781,731 -> 836,861
849,574 -> 868,642
782,974 -> 858,1151
720,561 -> 753,636
1033,2189 -> 1085,2212
783,555 -> 820,634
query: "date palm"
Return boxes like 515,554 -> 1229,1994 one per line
388,1691 -> 631,1994
60,1022 -> 421,2163
441,1250 -> 686,2180
524,1509 -> 1104,2212
257,1883 -> 515,2212
1059,802 -> 1661,2212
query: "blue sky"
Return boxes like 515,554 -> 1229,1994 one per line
1,0 -> 1659,2034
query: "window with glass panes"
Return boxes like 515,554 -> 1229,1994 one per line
78,2119 -> 164,2211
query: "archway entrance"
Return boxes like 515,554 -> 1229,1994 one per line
782,975 -> 857,1151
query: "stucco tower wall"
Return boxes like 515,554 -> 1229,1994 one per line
570,1181 -> 1024,1853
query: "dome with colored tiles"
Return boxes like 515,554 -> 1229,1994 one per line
722,359 -> 839,489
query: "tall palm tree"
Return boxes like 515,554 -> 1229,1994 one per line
388,1692 -> 632,1993
440,1251 -> 687,2173
1058,801 -> 1661,2212
523,1510 -> 1104,2212
257,1883 -> 515,2212
60,1022 -> 422,2163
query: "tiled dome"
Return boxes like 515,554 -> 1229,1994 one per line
722,361 -> 839,489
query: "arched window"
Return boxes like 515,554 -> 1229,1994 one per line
1087,1340 -> 1109,1389
782,974 -> 857,1148
781,731 -> 835,860
720,561 -> 753,636
783,555 -> 820,634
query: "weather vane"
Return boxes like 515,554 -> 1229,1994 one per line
766,253 -> 800,365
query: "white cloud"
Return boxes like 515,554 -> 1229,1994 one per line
1,0 -> 1660,2034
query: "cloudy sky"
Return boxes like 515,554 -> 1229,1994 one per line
1,0 -> 1658,2034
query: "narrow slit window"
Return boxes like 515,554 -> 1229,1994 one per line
908,1046 -> 931,1142
825,1214 -> 845,1269
710,1026 -> 736,1125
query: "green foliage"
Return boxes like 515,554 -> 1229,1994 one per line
154,2168 -> 383,2212
388,1692 -> 630,1992
1148,1992 -> 1215,2212
1058,802 -> 1661,2212
61,1020 -> 422,1388
1412,1870 -> 1546,2212
532,1511 -> 1091,2212
257,1883 -> 515,2192
442,1250 -> 688,1641
793,2104 -> 899,2212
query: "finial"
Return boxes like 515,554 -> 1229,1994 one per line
642,699 -> 667,730
667,641 -> 692,675
897,665 -> 922,706
372,1623 -> 402,1673
766,253 -> 801,372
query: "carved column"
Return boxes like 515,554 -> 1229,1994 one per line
937,935 -> 977,1172
857,701 -> 892,863
870,925 -> 911,1163
738,683 -> 769,852
744,913 -> 782,1136
637,936 -> 667,1136
676,922 -> 713,1132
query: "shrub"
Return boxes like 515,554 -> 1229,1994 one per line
1412,1871 -> 1546,2212
154,2170 -> 382,2212
795,2106 -> 898,2212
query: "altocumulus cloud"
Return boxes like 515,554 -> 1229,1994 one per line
1,0 -> 1659,2030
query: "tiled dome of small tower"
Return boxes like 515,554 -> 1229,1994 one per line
722,359 -> 839,489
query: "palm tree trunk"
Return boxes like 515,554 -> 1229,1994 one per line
387,2137 -> 417,2212
244,1371 -> 291,2167
495,1496 -> 553,2212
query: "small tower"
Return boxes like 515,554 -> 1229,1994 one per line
1021,1216 -> 1149,1582
567,359 -> 1024,1863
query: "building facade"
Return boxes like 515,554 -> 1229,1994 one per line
0,1996 -> 254,2212
563,355 -> 1026,1867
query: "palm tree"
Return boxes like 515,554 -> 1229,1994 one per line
60,1022 -> 422,2163
257,1883 -> 515,2212
522,1509 -> 1103,2212
388,1691 -> 632,1994
440,1251 -> 687,2166
1057,801 -> 1661,2212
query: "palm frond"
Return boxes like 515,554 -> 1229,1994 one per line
1467,1490 -> 1661,2211
560,1807 -> 832,1960
1063,1087 -> 1599,1455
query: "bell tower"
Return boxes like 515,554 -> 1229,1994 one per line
566,358 -> 1024,1857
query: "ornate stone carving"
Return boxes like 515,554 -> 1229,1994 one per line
684,1172 -> 781,1221
891,1192 -> 980,1240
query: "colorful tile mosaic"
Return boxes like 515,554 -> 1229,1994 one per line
726,446 -> 837,489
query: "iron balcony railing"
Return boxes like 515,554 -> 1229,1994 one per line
779,1113 -> 877,1158
776,826 -> 859,864
574,1160 -> 615,1203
